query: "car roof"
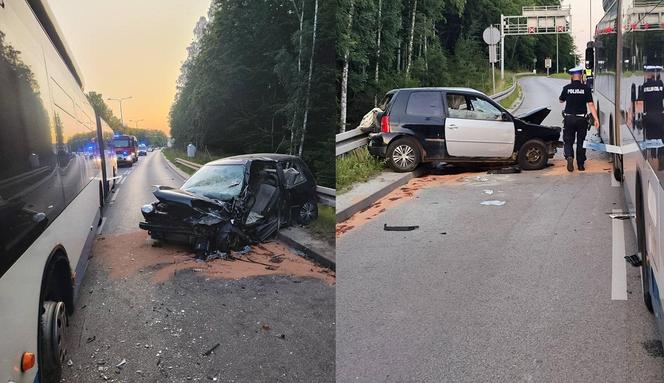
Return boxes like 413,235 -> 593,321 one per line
390,87 -> 487,96
206,153 -> 301,166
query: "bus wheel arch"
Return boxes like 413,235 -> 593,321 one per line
636,173 -> 654,313
38,248 -> 74,382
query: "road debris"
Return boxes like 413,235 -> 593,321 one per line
625,254 -> 642,267
483,189 -> 494,195
487,166 -> 521,174
383,224 -> 419,231
115,359 -> 126,368
86,336 -> 96,343
203,343 -> 220,356
480,200 -> 506,206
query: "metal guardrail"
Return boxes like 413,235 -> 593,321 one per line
335,77 -> 519,157
175,158 -> 335,207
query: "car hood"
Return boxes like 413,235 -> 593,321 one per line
515,107 -> 550,125
153,185 -> 224,208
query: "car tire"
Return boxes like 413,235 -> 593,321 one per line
637,179 -> 654,313
39,300 -> 67,383
517,139 -> 548,170
387,138 -> 421,173
297,200 -> 318,225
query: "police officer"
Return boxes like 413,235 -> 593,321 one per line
559,66 -> 600,172
639,65 -> 664,168
639,65 -> 664,140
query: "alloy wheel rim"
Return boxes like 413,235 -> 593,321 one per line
393,145 -> 415,169
526,147 -> 542,163
300,202 -> 315,221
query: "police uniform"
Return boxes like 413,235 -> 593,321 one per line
639,65 -> 664,169
639,66 -> 664,141
559,67 -> 593,171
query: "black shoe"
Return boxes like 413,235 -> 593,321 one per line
566,157 -> 574,172
578,165 -> 585,171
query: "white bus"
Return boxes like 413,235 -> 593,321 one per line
0,1 -> 116,382
594,0 -> 664,335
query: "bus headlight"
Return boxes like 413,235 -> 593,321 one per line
141,204 -> 155,215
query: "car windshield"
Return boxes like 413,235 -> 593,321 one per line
139,144 -> 147,149
182,164 -> 245,201
113,139 -> 130,147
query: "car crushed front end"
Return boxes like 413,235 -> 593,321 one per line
139,160 -> 283,255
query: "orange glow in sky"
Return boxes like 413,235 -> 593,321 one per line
47,0 -> 211,134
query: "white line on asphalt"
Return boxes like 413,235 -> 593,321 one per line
120,175 -> 127,185
97,217 -> 107,235
611,208 -> 628,300
110,188 -> 120,203
610,172 -> 620,187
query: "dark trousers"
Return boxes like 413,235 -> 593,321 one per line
563,115 -> 588,165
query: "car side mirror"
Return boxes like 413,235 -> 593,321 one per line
501,112 -> 511,121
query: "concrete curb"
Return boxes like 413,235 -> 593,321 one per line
160,150 -> 191,181
278,230 -> 335,270
336,166 -> 427,223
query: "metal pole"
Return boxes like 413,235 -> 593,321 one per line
119,102 -> 124,126
615,0 -> 622,147
492,61 -> 496,95
556,32 -> 559,74
500,14 -> 505,80
589,0 -> 592,42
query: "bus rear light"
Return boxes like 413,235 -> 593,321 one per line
380,115 -> 390,133
21,352 -> 35,372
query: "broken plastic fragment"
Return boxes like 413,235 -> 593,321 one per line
483,190 -> 494,195
480,200 -> 506,206
240,245 -> 252,255
383,224 -> 419,231
625,254 -> 642,267
116,359 -> 126,368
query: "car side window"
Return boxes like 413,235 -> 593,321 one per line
405,91 -> 443,117
447,93 -> 502,121
282,160 -> 307,188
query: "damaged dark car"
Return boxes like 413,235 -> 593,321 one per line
367,87 -> 562,172
139,154 -> 318,254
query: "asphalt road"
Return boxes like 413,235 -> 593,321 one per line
61,151 -> 335,383
336,76 -> 664,382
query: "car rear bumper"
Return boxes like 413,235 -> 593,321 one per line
368,134 -> 388,157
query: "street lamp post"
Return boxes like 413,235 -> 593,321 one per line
107,96 -> 132,126
130,119 -> 144,129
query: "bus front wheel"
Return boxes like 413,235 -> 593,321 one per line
40,301 -> 68,382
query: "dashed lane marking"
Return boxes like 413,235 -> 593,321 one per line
97,216 -> 107,235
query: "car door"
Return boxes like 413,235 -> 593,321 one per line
401,90 -> 446,159
444,92 -> 515,158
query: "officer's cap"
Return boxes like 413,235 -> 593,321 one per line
568,66 -> 584,74
644,65 -> 663,72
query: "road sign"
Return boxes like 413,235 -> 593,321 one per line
489,45 -> 498,63
545,58 -> 552,68
528,26 -> 536,33
483,26 -> 501,45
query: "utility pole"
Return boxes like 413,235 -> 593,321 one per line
107,96 -> 132,126
500,14 -> 505,80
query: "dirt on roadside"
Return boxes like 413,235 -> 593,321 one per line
93,230 -> 335,285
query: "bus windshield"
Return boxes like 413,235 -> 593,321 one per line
113,139 -> 131,147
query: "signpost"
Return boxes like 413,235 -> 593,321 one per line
500,5 -> 571,79
483,25 -> 501,95
545,57 -> 552,76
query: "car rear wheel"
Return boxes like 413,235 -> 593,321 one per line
297,200 -> 318,225
387,138 -> 421,173
517,139 -> 548,170
40,300 -> 67,382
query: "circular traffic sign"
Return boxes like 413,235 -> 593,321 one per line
483,26 -> 501,45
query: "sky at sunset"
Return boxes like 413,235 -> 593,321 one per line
561,0 -> 604,57
47,0 -> 211,134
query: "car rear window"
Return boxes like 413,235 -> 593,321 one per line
405,91 -> 443,117
378,93 -> 394,110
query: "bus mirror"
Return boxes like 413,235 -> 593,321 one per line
585,43 -> 594,71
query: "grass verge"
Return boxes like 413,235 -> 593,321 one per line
499,82 -> 521,110
336,147 -> 385,194
305,204 -> 335,246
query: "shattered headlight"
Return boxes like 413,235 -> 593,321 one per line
141,204 -> 155,215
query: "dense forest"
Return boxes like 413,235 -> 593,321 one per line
338,0 -> 579,132
87,92 -> 168,146
169,0 -> 336,187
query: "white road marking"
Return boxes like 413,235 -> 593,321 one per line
110,188 -> 120,203
120,175 -> 127,185
97,216 -> 107,235
610,172 -> 620,187
611,208 -> 628,300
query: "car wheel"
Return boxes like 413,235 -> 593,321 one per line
517,139 -> 548,170
297,200 -> 318,225
40,300 -> 67,382
387,138 -> 421,173
637,180 -> 654,313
